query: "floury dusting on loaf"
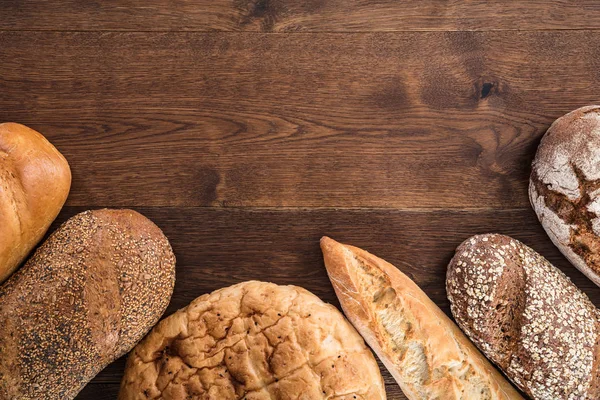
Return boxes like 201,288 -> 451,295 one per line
447,234 -> 600,400
530,105 -> 600,288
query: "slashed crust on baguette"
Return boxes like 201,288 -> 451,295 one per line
320,237 -> 522,400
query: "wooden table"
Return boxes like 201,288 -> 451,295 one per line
3,1 -> 600,399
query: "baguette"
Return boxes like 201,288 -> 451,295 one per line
0,122 -> 71,283
447,234 -> 600,399
0,209 -> 176,399
320,237 -> 522,400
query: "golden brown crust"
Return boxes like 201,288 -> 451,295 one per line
0,122 -> 71,283
119,281 -> 386,400
321,237 -> 522,400
0,209 -> 176,399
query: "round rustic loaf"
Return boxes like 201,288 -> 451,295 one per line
529,105 -> 600,286
119,281 -> 386,400
0,122 -> 71,283
447,234 -> 600,400
0,209 -> 176,399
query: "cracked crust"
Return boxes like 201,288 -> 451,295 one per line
118,280 -> 385,400
0,209 -> 176,399
321,237 -> 522,400
530,105 -> 600,286
447,234 -> 600,400
0,122 -> 71,283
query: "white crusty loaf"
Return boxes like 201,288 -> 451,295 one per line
530,105 -> 600,288
321,237 -> 522,400
0,122 -> 71,283
447,234 -> 600,400
119,280 -> 386,399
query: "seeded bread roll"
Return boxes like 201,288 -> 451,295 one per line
447,234 -> 600,400
530,105 -> 600,288
0,209 -> 176,399
119,280 -> 386,400
0,122 -> 71,283
321,237 -> 522,400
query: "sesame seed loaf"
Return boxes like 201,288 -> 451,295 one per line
0,209 -> 176,399
320,237 -> 523,400
0,122 -> 71,283
529,105 -> 600,288
447,234 -> 600,400
119,280 -> 386,400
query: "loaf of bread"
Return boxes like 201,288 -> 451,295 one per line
530,105 -> 600,287
447,234 -> 600,400
320,237 -> 522,400
0,209 -> 176,399
0,122 -> 71,283
119,280 -> 386,399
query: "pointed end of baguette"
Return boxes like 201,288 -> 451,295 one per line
319,235 -> 336,251
320,236 -> 351,285
320,236 -> 350,282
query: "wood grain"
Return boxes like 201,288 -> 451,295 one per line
2,2 -> 597,399
51,206 -> 600,398
2,0 -> 600,32
2,31 -> 600,208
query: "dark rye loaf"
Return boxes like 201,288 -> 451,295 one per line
530,105 -> 600,287
446,234 -> 600,400
0,209 -> 176,399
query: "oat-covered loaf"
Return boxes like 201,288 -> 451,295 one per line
530,105 -> 600,287
0,209 -> 176,399
119,280 -> 386,400
0,122 -> 71,283
321,237 -> 522,400
447,234 -> 600,400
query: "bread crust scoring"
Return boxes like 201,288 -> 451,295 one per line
530,105 -> 600,287
321,237 -> 522,400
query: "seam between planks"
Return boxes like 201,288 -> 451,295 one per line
2,28 -> 600,33
59,206 -> 534,212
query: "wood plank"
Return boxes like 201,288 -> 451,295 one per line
2,31 -> 600,208
45,206 -> 600,398
2,0 -> 600,32
77,384 -> 120,400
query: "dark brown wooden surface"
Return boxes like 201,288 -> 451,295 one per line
1,2 -> 599,399
3,1 -> 600,31
4,31 -> 600,209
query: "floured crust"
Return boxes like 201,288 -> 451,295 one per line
320,237 -> 522,400
0,209 -> 176,399
530,105 -> 600,285
0,122 -> 71,283
118,280 -> 385,400
447,234 -> 600,400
